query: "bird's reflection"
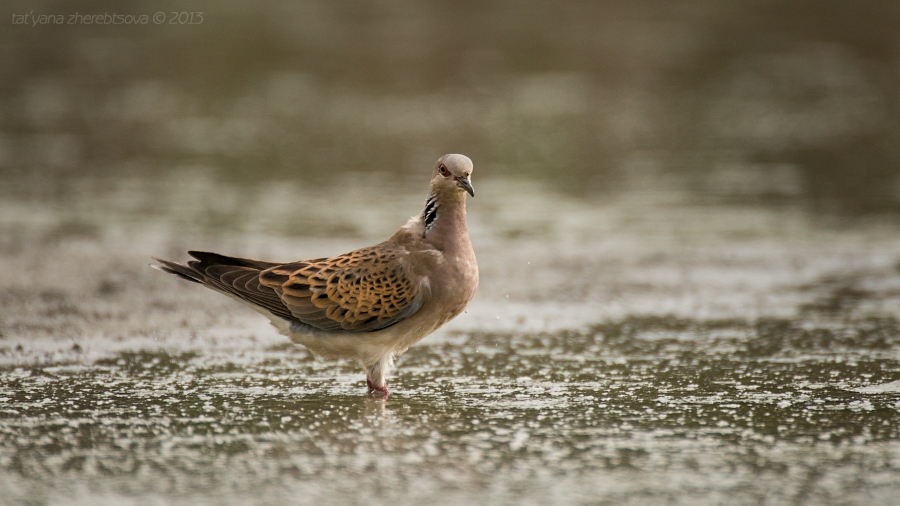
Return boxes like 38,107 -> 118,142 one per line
364,396 -> 388,418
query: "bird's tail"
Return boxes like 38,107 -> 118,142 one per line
150,251 -> 296,321
151,256 -> 203,283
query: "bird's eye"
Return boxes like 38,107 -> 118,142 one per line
439,164 -> 450,177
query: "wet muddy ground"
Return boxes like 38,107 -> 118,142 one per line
1,175 -> 900,505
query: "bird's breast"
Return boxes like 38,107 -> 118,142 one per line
437,249 -> 478,306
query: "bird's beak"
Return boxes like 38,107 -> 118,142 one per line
455,176 -> 475,197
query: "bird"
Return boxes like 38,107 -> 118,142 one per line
152,154 -> 478,397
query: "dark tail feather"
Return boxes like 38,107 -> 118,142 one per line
188,251 -> 280,271
150,257 -> 203,283
151,253 -> 297,322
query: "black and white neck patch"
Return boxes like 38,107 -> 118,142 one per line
422,193 -> 438,235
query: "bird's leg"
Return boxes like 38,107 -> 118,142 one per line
366,379 -> 389,397
363,354 -> 394,397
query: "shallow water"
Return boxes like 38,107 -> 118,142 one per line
2,324 -> 900,505
2,174 -> 900,505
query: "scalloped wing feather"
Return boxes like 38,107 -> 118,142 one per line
260,245 -> 426,333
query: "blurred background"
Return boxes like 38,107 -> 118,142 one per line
3,0 -> 900,217
5,3 -> 900,505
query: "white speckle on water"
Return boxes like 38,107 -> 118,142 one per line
509,430 -> 529,451
852,380 -> 900,394
848,400 -> 875,412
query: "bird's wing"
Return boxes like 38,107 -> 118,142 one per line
259,245 -> 426,332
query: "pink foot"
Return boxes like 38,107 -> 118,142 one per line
366,379 -> 389,398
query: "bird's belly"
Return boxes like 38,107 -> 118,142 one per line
281,316 -> 434,363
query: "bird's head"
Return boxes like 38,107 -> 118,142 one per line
430,154 -> 474,199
